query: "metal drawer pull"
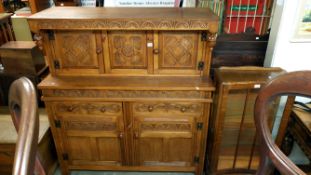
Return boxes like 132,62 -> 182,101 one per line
67,106 -> 74,112
100,107 -> 106,113
180,107 -> 187,113
148,105 -> 153,112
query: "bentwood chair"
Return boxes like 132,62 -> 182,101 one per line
254,71 -> 311,175
9,77 -> 45,175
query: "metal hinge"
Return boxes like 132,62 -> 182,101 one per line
201,32 -> 207,41
197,122 -> 203,130
194,156 -> 200,164
48,30 -> 55,40
53,60 -> 60,69
198,61 -> 204,71
62,153 -> 69,160
54,120 -> 61,128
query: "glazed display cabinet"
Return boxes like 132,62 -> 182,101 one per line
206,67 -> 289,174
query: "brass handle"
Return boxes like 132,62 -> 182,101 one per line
127,122 -> 132,129
134,132 -> 139,139
100,107 -> 106,113
119,132 -> 124,138
96,48 -> 102,54
180,107 -> 187,113
67,106 -> 74,112
148,105 -> 153,112
153,49 -> 159,54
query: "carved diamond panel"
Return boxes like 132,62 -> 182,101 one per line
108,31 -> 147,69
159,32 -> 198,69
55,31 -> 99,68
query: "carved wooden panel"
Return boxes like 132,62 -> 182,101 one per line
44,90 -> 206,99
158,31 -> 199,70
54,102 -> 122,115
54,31 -> 99,69
133,102 -> 203,115
65,121 -> 117,131
108,31 -> 147,69
54,107 -> 125,166
133,115 -> 197,167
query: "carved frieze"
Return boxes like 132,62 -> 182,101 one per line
140,123 -> 192,131
29,19 -> 214,32
134,103 -> 202,113
55,103 -> 122,114
47,90 -> 205,99
65,121 -> 116,131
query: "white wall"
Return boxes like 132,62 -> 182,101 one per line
265,0 -> 311,71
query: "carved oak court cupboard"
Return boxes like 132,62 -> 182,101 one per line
27,7 -> 219,175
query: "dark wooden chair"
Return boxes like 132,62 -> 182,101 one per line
254,71 -> 311,175
9,77 -> 45,175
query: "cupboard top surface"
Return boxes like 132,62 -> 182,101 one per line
27,7 -> 219,32
215,67 -> 285,85
38,75 -> 215,91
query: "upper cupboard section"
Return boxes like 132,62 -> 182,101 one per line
28,7 -> 219,76
45,30 -> 212,76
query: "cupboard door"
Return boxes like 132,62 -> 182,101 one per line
105,31 -> 149,74
133,115 -> 198,167
52,102 -> 125,166
155,31 -> 203,75
52,31 -> 103,75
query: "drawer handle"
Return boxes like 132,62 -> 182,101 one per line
100,107 -> 106,113
96,48 -> 102,54
180,107 -> 187,113
67,106 -> 74,112
119,132 -> 124,138
134,132 -> 139,139
148,105 -> 153,112
153,49 -> 159,54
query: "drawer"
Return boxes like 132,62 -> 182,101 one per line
53,102 -> 123,116
132,102 -> 203,116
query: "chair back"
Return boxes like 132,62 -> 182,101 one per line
254,71 -> 311,175
9,77 -> 39,175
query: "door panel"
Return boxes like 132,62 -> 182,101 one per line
155,31 -> 203,75
106,31 -> 149,74
52,101 -> 125,166
133,115 -> 197,167
52,30 -> 102,75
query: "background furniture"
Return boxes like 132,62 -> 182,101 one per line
0,41 -> 47,105
211,33 -> 269,77
282,104 -> 311,171
254,71 -> 311,175
27,7 -> 219,175
206,67 -> 288,174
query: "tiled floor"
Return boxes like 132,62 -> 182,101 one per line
53,167 -> 194,175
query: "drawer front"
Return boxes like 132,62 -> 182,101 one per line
53,102 -> 123,116
132,102 -> 203,116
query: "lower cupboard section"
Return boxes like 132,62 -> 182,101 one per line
45,100 -> 210,175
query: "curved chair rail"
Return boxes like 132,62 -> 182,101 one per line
255,71 -> 311,175
9,77 -> 39,175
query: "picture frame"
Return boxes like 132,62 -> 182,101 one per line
291,0 -> 311,42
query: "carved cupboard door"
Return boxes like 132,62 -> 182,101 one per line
154,31 -> 204,75
51,31 -> 103,75
105,31 -> 151,74
51,102 -> 125,166
131,102 -> 203,167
